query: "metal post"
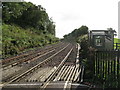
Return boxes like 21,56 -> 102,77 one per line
116,43 -> 118,50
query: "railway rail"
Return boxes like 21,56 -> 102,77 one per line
40,47 -> 73,89
40,43 -> 82,90
2,42 -> 64,68
2,43 -> 71,84
2,42 -> 68,82
1,42 -> 84,90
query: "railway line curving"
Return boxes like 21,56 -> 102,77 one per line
1,42 -> 83,90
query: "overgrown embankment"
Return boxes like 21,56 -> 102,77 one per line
2,24 -> 59,58
2,2 -> 59,58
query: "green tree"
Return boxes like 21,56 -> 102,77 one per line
2,2 -> 56,36
63,25 -> 88,41
2,2 -> 32,23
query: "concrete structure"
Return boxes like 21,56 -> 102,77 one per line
89,30 -> 116,50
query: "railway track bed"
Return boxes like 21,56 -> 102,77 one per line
2,43 -> 68,82
1,42 -> 85,90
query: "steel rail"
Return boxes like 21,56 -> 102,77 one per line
2,44 -> 70,87
2,42 -> 64,65
40,47 -> 73,90
3,43 -> 67,69
2,49 -> 55,69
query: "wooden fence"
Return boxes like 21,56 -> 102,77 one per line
93,50 -> 120,88
114,43 -> 120,50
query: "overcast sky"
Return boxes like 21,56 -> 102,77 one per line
25,0 -> 119,38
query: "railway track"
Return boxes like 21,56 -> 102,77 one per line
1,43 -> 83,90
2,42 -> 68,82
40,47 -> 74,89
2,42 -> 64,68
2,43 -> 71,84
40,43 -> 82,90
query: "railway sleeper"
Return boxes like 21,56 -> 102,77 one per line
37,69 -> 49,81
3,44 -> 70,85
40,67 -> 56,82
2,43 -> 62,65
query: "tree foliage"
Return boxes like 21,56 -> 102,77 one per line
2,2 -> 59,58
2,24 -> 59,58
2,2 -> 55,35
63,25 -> 88,42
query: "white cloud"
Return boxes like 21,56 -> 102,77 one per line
25,0 -> 119,38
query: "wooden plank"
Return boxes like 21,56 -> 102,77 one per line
70,66 -> 77,81
67,66 -> 75,81
64,66 -> 73,81
61,66 -> 70,81
55,65 -> 67,81
53,65 -> 65,81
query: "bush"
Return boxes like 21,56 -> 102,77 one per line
2,24 -> 59,58
78,34 -> 96,84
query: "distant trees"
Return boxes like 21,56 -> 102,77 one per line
63,25 -> 89,58
2,2 -> 55,35
63,25 -> 88,41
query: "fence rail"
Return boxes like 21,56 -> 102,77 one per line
114,43 -> 120,50
93,50 -> 120,88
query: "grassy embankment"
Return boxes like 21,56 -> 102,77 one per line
2,24 -> 59,58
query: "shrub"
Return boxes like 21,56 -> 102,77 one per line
2,24 -> 59,58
